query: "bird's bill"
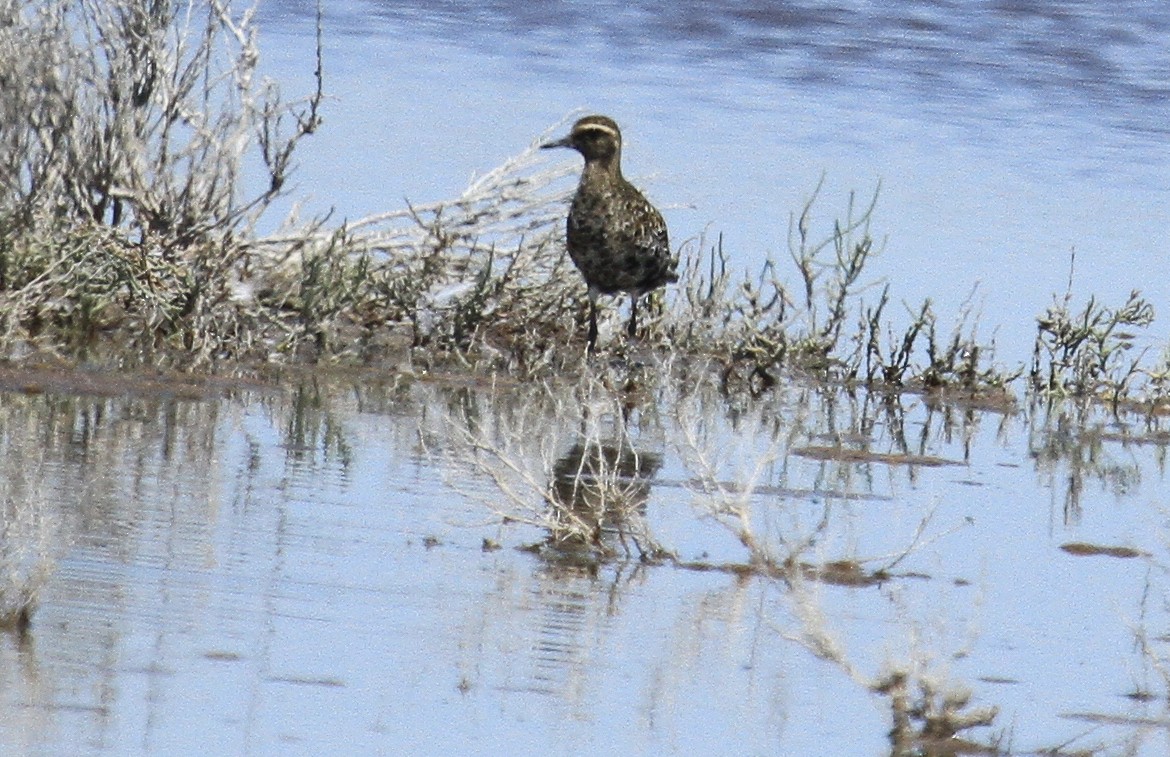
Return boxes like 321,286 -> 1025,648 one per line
540,135 -> 572,149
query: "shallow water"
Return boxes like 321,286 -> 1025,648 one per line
2,366 -> 1170,755
255,0 -> 1170,365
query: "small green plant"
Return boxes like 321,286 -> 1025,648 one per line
1031,288 -> 1154,401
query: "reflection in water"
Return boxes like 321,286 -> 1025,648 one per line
0,462 -> 58,635
437,370 -> 674,564
524,566 -> 611,697
1027,400 -> 1160,522
0,368 -> 1168,754
0,388 -> 244,753
0,395 -> 98,634
548,440 -> 664,561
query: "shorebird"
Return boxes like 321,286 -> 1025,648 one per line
542,115 -> 676,350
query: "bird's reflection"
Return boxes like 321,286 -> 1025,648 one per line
542,439 -> 664,563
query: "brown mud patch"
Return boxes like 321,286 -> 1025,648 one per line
792,445 -> 963,467
1059,542 -> 1148,559
0,363 -> 276,401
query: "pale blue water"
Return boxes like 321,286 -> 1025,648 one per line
2,373 -> 1170,755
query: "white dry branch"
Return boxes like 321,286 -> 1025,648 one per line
0,0 -> 322,243
244,124 -> 586,363
255,128 -> 576,278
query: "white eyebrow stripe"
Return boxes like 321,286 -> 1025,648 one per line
574,123 -> 620,139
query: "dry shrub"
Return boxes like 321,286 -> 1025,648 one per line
0,0 -> 321,363
252,132 -> 584,369
0,1 -> 1163,415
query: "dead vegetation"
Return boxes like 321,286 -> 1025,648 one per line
2,0 -> 1170,424
0,0 -> 324,363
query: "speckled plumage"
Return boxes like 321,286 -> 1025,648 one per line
542,115 -> 676,349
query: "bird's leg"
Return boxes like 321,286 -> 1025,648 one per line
587,300 -> 599,352
627,295 -> 638,339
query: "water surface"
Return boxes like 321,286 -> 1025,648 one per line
2,366 -> 1170,754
